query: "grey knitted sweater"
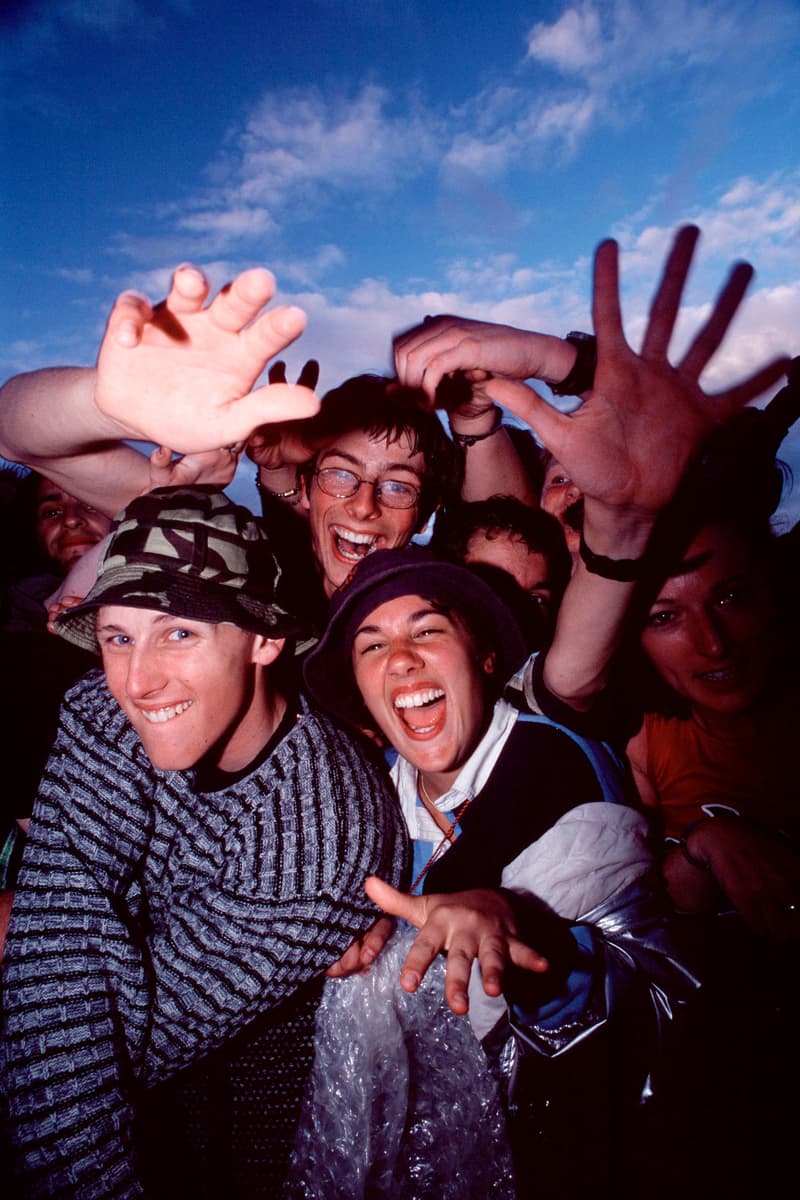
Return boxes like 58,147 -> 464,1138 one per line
1,671 -> 408,1198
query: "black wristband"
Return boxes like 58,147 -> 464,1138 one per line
451,406 -> 503,447
551,332 -> 597,397
579,531 -> 647,582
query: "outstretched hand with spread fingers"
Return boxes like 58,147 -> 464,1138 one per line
96,266 -> 319,453
364,876 -> 550,1016
484,226 -> 790,521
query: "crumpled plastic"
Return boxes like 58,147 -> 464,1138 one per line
285,925 -> 516,1200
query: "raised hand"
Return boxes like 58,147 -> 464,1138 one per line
394,315 -> 575,405
485,226 -> 789,521
96,266 -> 320,453
364,876 -> 550,1015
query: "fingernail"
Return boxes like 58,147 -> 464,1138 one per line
400,970 -> 419,992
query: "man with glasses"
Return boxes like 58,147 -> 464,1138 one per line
254,374 -> 463,601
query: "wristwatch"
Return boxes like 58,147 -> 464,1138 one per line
551,331 -> 597,397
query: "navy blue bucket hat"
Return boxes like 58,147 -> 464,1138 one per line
303,546 -> 528,726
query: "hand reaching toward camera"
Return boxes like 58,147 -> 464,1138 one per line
95,266 -> 319,453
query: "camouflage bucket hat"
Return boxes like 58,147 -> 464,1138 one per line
55,485 -> 316,654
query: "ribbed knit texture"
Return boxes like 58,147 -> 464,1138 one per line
1,670 -> 408,1199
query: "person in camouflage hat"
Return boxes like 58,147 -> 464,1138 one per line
1,484 -> 408,1199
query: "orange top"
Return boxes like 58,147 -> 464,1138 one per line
643,694 -> 799,840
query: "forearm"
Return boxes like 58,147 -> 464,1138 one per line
661,843 -> 724,913
0,367 -> 151,514
454,413 -> 539,505
542,500 -> 655,708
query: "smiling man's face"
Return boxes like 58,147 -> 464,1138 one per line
97,606 -> 282,772
304,429 -> 426,596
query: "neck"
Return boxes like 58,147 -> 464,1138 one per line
216,672 -> 288,773
690,704 -> 749,740
417,767 -> 459,806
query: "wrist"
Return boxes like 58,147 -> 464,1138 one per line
581,502 -> 656,562
548,333 -> 596,396
256,468 -> 302,503
450,405 -> 503,447
448,402 -> 500,435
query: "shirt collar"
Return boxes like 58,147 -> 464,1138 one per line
392,699 -> 518,837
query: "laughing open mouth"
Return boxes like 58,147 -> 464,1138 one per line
332,525 -> 379,562
394,687 -> 445,734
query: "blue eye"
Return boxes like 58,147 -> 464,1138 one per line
378,480 -> 418,501
168,628 -> 195,642
104,634 -> 132,647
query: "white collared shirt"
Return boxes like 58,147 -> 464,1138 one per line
391,698 -> 518,848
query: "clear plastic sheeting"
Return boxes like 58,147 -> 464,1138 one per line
286,925 -> 516,1200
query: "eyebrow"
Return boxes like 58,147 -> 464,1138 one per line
668,548 -> 714,578
354,605 -> 446,637
317,447 -> 422,479
96,612 -> 174,635
37,491 -> 65,508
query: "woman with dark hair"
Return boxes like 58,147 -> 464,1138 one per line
625,492 -> 800,938
303,546 -> 693,1200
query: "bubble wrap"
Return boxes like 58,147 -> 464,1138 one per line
285,925 -> 516,1199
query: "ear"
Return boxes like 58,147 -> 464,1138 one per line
482,649 -> 496,676
299,474 -> 311,514
251,636 -> 286,666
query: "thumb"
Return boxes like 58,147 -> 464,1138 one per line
364,876 -> 427,926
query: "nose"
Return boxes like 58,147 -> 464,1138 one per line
63,500 -> 87,528
691,610 -> 731,659
345,479 -> 381,520
387,637 -> 424,676
125,645 -> 168,699
565,482 -> 581,504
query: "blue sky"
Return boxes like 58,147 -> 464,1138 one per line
3,0 -> 800,519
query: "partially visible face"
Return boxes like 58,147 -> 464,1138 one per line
640,523 -> 774,724
351,593 -> 494,789
36,480 -> 111,573
304,429 -> 425,596
98,606 -> 281,772
540,461 -> 582,557
464,529 -> 554,619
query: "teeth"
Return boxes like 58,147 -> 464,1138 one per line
141,700 -> 193,724
332,526 -> 378,561
394,688 -> 445,710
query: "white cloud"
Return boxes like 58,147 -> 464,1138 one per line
519,0 -> 800,161
269,245 -> 346,289
526,2 -> 603,71
609,171 -> 800,292
224,84 -> 440,209
178,206 -> 277,243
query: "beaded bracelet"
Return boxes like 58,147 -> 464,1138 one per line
255,472 -> 302,500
